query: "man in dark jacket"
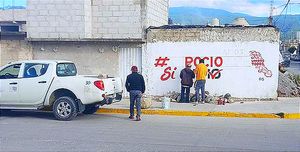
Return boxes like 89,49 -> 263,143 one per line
180,63 -> 195,103
125,66 -> 145,121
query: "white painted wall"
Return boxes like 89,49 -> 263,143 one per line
144,41 -> 280,98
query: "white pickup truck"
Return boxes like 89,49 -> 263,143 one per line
0,60 -> 123,121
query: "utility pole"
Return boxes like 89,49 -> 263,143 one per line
268,0 -> 274,25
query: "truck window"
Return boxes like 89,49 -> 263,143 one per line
0,64 -> 21,79
23,63 -> 49,78
56,63 -> 77,77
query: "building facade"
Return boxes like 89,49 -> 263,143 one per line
0,0 -> 169,81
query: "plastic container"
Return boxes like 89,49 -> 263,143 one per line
162,97 -> 170,109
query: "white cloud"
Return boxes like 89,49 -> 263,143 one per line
170,0 -> 300,16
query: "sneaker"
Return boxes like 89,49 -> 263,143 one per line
135,116 -> 141,121
200,101 -> 205,104
193,102 -> 199,106
129,116 -> 134,119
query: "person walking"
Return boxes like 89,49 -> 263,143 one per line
125,66 -> 145,121
179,63 -> 195,103
194,59 -> 208,105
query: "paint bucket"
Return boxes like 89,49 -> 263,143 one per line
162,97 -> 170,109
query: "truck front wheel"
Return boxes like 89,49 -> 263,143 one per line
53,97 -> 78,121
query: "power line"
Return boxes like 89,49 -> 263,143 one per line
274,0 -> 291,25
268,0 -> 274,25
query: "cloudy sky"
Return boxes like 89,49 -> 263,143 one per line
1,0 -> 300,17
170,0 -> 300,16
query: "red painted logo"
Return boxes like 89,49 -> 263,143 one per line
249,51 -> 272,77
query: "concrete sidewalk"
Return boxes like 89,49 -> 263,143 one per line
97,97 -> 300,119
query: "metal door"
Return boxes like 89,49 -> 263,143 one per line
119,47 -> 142,97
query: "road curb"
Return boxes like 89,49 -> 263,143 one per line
96,108 -> 299,119
284,113 -> 300,119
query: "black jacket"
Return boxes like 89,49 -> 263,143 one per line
125,72 -> 146,93
180,68 -> 195,87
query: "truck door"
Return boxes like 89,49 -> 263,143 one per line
18,63 -> 53,105
0,64 -> 22,104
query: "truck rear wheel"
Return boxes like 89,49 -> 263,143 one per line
53,96 -> 78,121
83,104 -> 99,114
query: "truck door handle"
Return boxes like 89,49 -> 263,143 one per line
9,82 -> 18,85
38,81 -> 47,84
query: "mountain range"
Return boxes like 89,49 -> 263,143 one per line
169,7 -> 300,40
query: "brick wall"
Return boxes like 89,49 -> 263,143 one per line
25,0 -> 169,40
0,9 -> 27,21
147,27 -> 280,43
146,0 -> 169,28
26,0 -> 92,39
91,0 -> 142,39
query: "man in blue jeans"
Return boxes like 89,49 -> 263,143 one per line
125,66 -> 145,121
194,59 -> 208,105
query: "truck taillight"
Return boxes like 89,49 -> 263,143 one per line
94,80 -> 105,91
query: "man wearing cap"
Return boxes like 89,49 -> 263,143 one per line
179,63 -> 195,103
125,66 -> 145,121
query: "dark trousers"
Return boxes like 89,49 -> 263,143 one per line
129,90 -> 142,117
180,86 -> 191,103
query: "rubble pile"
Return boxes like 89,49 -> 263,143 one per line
164,91 -> 236,105
278,72 -> 300,97
141,97 -> 152,109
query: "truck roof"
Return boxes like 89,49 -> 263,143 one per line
8,60 -> 73,65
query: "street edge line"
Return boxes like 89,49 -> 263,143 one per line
95,108 -> 293,119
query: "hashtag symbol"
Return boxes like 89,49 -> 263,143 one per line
154,57 -> 170,67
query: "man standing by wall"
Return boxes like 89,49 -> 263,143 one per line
125,66 -> 145,121
194,59 -> 208,105
180,64 -> 195,103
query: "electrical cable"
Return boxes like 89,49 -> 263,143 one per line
274,0 -> 291,25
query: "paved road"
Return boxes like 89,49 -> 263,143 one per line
287,60 -> 300,75
1,111 -> 299,152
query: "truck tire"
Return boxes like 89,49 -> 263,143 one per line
53,96 -> 78,121
83,104 -> 99,114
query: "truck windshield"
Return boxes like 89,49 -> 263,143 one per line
56,63 -> 77,77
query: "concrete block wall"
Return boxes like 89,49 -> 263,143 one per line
84,0 -> 93,38
27,0 -> 92,39
146,0 -> 169,28
0,9 -> 27,21
91,0 -> 143,39
147,27 -> 280,43
31,41 -> 127,75
25,0 -> 169,40
0,40 -> 33,66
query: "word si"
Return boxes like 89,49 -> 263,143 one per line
154,57 -> 177,81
